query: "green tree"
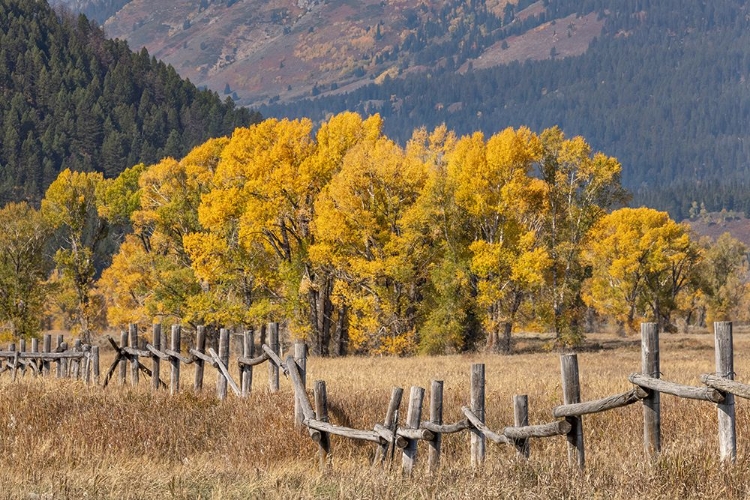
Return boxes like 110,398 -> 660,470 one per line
0,202 -> 50,339
42,169 -> 109,341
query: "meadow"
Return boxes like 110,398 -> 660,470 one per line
2,331 -> 750,499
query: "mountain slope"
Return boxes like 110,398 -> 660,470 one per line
0,0 -> 260,203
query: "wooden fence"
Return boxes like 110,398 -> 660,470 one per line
0,321 -> 747,472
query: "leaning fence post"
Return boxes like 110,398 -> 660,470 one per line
268,322 -> 280,393
470,363 -> 486,468
375,387 -> 404,465
152,324 -> 162,391
715,321 -> 736,463
118,331 -> 128,385
43,334 -> 51,376
92,346 -> 100,385
561,354 -> 585,469
402,386 -> 425,476
641,322 -> 660,456
241,329 -> 254,397
217,328 -> 230,400
294,341 -> 308,427
428,380 -> 443,473
194,326 -> 206,392
314,380 -> 331,471
514,395 -> 530,459
170,324 -> 181,395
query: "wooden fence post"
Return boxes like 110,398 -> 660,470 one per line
118,331 -> 127,385
470,363 -> 486,468
715,321 -> 736,463
56,335 -> 64,379
314,380 -> 331,471
375,387 -> 404,464
9,343 -> 17,381
241,330 -> 254,397
641,322 -> 660,456
561,354 -> 585,469
170,324 -> 181,395
428,380 -> 443,473
31,338 -> 39,377
19,339 -> 25,377
514,395 -> 530,459
43,334 -> 51,376
402,386 -> 425,476
268,322 -> 280,393
72,339 -> 82,379
294,341 -> 308,427
152,324 -> 161,391
92,346 -> 100,385
217,328 -> 230,400
129,324 -> 139,386
194,326 -> 206,392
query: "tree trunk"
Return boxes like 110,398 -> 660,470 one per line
501,321 -> 512,354
334,304 -> 348,357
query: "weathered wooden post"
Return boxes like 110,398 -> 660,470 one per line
217,328 -> 230,400
152,324 -> 162,391
470,363 -> 486,467
641,322 -> 660,456
268,322 -> 280,393
241,330 -> 254,397
56,335 -> 64,379
194,326 -> 206,392
129,324 -> 139,386
402,386 -> 425,476
375,387 -> 404,464
715,321 -> 736,463
60,341 -> 69,378
92,346 -> 100,385
428,380 -> 443,473
9,343 -> 17,380
31,338 -> 39,377
561,354 -> 585,469
118,331 -> 128,385
514,395 -> 530,459
314,380 -> 331,471
43,334 -> 51,376
71,339 -> 82,379
170,324 -> 181,395
294,341 -> 308,427
19,338 -> 26,377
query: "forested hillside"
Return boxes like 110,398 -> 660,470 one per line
261,0 -> 750,220
0,0 -> 260,204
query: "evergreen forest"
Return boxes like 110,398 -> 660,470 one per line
261,0 -> 750,221
0,0 -> 261,204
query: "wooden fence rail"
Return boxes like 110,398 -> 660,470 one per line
0,321 -> 746,471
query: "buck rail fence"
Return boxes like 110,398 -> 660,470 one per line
0,321 -> 747,472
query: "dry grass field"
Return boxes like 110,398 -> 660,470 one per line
2,331 -> 750,499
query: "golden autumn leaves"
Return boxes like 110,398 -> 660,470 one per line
2,112 -> 746,353
95,113 -> 636,354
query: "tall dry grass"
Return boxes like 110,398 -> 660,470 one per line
1,332 -> 750,499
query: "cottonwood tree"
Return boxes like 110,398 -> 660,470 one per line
538,127 -> 628,345
584,207 -> 701,332
42,169 -> 109,341
0,202 -> 50,339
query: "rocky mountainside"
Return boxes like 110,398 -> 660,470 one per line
100,0 -> 592,106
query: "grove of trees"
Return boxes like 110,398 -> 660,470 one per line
1,113 -> 748,355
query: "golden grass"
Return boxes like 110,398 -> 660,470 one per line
2,332 -> 750,499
